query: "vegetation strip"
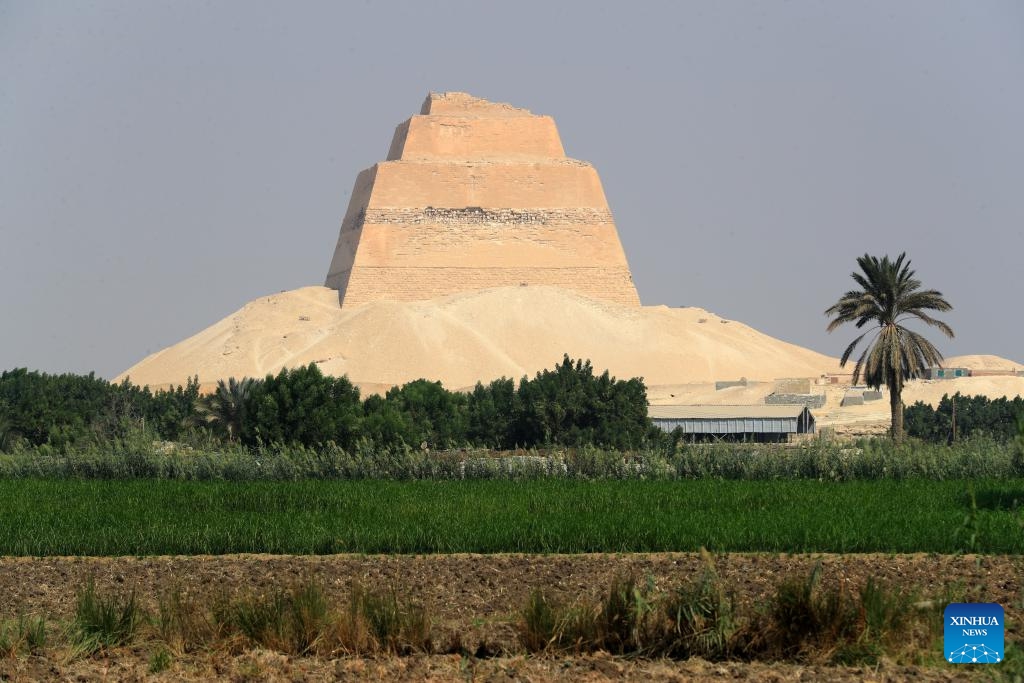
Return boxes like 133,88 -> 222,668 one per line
1,565 -> 1021,672
0,479 -> 1021,555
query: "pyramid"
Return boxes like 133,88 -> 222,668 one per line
325,92 -> 641,307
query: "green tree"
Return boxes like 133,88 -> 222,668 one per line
466,377 -> 517,448
511,355 -> 650,449
0,368 -> 114,447
193,377 -> 256,441
0,402 -> 19,452
361,393 -> 416,449
382,379 -> 469,449
825,253 -> 954,441
244,364 -> 361,448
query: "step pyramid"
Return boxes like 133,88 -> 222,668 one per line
325,92 -> 641,307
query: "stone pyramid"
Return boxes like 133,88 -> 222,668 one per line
325,92 -> 641,307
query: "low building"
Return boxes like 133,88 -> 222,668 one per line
927,367 -> 970,379
764,392 -> 826,409
648,405 -> 816,443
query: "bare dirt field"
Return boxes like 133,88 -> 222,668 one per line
1,553 -> 1019,681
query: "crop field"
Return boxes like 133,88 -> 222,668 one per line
1,478 -> 1022,556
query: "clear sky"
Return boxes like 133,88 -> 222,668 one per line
2,1 -> 1022,379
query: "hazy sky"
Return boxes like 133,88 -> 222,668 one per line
2,1 -> 1022,379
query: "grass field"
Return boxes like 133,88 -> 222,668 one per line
0,479 -> 1021,556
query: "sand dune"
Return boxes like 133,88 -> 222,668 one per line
116,285 -> 843,392
942,354 -> 1023,372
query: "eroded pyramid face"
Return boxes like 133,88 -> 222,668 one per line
325,92 -> 640,307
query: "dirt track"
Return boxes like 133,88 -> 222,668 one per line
1,553 -> 1020,681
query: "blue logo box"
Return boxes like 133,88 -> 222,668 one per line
944,603 -> 1003,664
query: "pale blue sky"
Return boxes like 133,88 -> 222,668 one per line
2,1 -> 1022,378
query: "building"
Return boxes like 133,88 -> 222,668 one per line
648,405 -> 816,442
927,367 -> 970,379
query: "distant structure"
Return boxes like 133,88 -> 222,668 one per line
325,92 -> 641,307
927,367 -> 970,380
648,405 -> 816,443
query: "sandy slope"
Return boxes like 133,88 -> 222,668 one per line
943,354 -> 1024,372
116,285 -> 843,391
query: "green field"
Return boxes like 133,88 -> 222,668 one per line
0,479 -> 1021,556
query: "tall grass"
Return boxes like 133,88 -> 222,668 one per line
0,435 -> 1021,481
3,572 -> 983,667
71,580 -> 144,655
520,564 -> 943,666
0,615 -> 46,658
155,588 -> 217,655
0,478 -> 1021,555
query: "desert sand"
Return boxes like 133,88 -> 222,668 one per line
115,282 -> 1024,435
943,354 -> 1024,372
116,285 -> 843,393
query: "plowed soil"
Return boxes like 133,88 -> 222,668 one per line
2,553 -> 1020,681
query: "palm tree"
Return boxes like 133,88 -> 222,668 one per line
825,252 -> 953,441
192,377 -> 255,441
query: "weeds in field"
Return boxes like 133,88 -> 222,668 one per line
71,580 -> 143,654
216,585 -> 327,654
0,621 -> 15,658
155,588 -> 217,655
595,574 -> 658,654
207,581 -> 430,657
148,647 -> 172,673
0,614 -> 47,658
758,563 -> 860,658
860,577 -> 910,640
0,571 -> 1011,670
349,583 -> 432,654
519,590 -> 557,652
218,590 -> 291,652
289,581 -> 331,654
743,564 -> 933,665
662,562 -> 736,660
519,562 -> 946,666
518,574 -> 661,655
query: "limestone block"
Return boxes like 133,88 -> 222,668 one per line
388,116 -> 565,161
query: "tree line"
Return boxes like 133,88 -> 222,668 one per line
0,356 -> 655,452
904,392 -> 1024,443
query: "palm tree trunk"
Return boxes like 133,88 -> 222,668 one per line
889,383 -> 904,442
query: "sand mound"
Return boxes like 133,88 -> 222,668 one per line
116,286 -> 843,392
943,354 -> 1023,372
903,376 -> 1024,405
